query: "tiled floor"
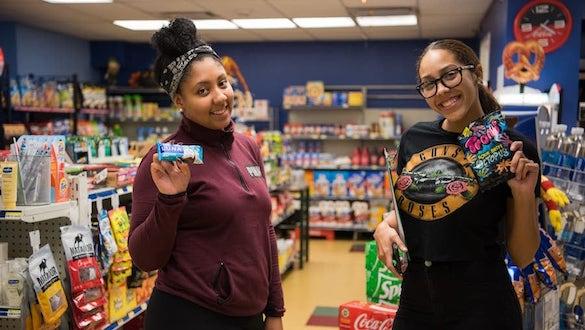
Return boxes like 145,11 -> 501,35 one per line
281,239 -> 367,330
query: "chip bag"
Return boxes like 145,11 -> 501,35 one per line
97,209 -> 118,269
28,244 -> 68,325
458,111 -> 514,191
108,207 -> 130,251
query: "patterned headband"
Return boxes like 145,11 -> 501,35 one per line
160,45 -> 220,96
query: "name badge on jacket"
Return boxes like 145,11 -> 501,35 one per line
246,165 -> 262,178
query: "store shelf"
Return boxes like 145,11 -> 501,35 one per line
107,87 -> 166,95
0,306 -> 21,319
310,196 -> 389,203
112,118 -> 180,124
102,301 -> 148,330
272,208 -> 297,227
89,155 -> 133,164
309,224 -> 373,232
237,116 -> 271,123
293,165 -> 385,171
0,201 -> 77,223
269,183 -> 292,193
13,106 -> 74,114
88,185 -> 133,202
279,252 -> 296,275
80,108 -> 110,116
284,106 -> 363,111
284,135 -> 399,141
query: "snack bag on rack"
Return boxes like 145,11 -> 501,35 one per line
28,244 -> 68,325
539,227 -> 567,273
457,111 -> 514,191
505,256 -> 525,313
108,207 -> 130,251
97,209 -> 118,269
522,260 -> 542,303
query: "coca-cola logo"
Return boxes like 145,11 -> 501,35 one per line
353,313 -> 393,330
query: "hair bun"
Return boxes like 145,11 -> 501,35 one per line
151,17 -> 200,58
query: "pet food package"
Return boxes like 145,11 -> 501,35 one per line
458,111 -> 514,191
28,244 -> 68,325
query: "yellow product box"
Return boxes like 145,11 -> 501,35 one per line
348,91 -> 364,107
108,284 -> 128,323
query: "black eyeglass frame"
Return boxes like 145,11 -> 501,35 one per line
416,64 -> 476,99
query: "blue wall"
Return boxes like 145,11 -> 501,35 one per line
90,39 -> 478,127
481,0 -> 583,127
15,24 -> 96,82
0,22 -> 18,77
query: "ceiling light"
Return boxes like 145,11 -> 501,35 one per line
113,20 -> 169,31
356,15 -> 417,27
43,0 -> 112,3
192,19 -> 238,30
292,17 -> 355,28
232,18 -> 296,29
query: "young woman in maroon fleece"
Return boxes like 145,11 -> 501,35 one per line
129,18 -> 284,330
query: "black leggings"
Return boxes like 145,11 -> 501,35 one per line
393,258 -> 522,330
144,288 -> 264,330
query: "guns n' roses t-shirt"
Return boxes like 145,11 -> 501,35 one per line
395,119 -> 540,261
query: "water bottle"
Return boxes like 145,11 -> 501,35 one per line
558,128 -> 578,180
570,129 -> 585,201
542,125 -> 560,175
549,124 -> 567,178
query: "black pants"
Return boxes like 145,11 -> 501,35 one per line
145,288 -> 264,330
393,258 -> 522,330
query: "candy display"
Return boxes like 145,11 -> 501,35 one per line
156,142 -> 203,164
458,111 -> 513,191
284,119 -> 401,139
282,83 -> 365,109
10,76 -> 74,109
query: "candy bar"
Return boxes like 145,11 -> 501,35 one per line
458,111 -> 514,191
157,142 -> 203,164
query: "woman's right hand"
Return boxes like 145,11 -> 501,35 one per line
150,153 -> 190,195
373,210 -> 408,279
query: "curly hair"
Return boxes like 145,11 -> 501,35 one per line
151,18 -> 219,95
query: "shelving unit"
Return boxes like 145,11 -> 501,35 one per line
102,301 -> 148,330
0,201 -> 78,223
284,135 -> 399,141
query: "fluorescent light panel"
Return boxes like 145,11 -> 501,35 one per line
232,18 -> 296,29
114,20 -> 239,31
356,15 -> 417,27
192,19 -> 238,30
113,20 -> 169,31
292,17 -> 355,28
43,0 -> 112,3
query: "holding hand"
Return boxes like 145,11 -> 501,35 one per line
150,153 -> 190,195
373,211 -> 408,279
507,141 -> 540,197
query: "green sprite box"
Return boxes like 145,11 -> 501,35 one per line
365,241 -> 402,305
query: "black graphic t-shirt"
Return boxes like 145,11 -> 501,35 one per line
395,119 -> 540,262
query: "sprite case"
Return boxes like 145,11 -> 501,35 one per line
365,241 -> 402,305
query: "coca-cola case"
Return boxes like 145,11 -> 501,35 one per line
338,300 -> 398,330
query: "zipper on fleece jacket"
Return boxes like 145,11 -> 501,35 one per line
221,143 -> 250,192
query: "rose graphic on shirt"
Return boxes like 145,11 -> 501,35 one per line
446,181 -> 467,195
395,175 -> 412,191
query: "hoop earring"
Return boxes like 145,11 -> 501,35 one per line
178,108 -> 183,113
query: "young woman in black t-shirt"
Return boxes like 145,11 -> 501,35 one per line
374,39 -> 540,329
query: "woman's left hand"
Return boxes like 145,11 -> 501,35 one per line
507,141 -> 540,197
265,316 -> 283,330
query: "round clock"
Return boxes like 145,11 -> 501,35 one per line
513,0 -> 572,53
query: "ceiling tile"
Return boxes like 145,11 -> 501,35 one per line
190,0 -> 282,19
251,29 -> 315,41
418,0 -> 492,15
200,30 -> 265,42
266,0 -> 348,17
341,0 -> 417,8
362,26 -> 420,39
308,27 -> 366,41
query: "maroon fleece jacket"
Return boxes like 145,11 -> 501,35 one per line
129,118 -> 285,317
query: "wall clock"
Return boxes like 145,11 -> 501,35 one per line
513,0 -> 572,53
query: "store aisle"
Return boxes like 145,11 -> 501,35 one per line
281,239 -> 367,330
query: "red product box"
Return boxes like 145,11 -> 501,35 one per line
338,301 -> 398,330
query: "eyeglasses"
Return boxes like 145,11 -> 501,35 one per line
416,65 -> 475,99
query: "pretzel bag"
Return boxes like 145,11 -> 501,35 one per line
458,111 -> 514,191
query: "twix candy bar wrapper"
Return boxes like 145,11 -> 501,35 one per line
458,111 -> 514,191
157,142 -> 203,164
